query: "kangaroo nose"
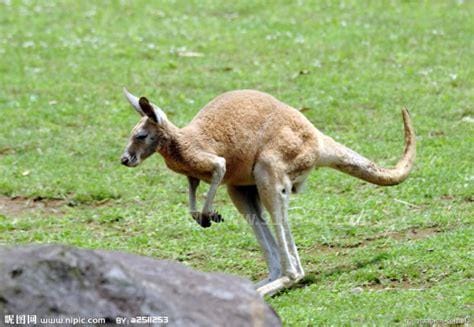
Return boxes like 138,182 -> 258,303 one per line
121,156 -> 129,165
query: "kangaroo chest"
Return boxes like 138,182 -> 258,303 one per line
163,157 -> 213,183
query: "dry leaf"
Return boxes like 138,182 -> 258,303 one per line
292,69 -> 310,79
299,107 -> 311,112
178,51 -> 204,57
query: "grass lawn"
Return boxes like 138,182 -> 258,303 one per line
0,0 -> 472,325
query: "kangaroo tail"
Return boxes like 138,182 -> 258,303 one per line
320,109 -> 416,186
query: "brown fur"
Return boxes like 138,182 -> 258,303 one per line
153,91 -> 320,184
126,90 -> 414,186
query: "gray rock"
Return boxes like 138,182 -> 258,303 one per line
0,244 -> 281,327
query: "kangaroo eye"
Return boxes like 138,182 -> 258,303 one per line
136,134 -> 148,140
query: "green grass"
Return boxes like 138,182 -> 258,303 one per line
1,0 -> 473,325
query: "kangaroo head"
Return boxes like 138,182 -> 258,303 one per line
121,88 -> 168,167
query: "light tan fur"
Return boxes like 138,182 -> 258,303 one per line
121,88 -> 416,296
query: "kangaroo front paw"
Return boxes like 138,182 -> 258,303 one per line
191,212 -> 211,228
209,210 -> 224,223
191,211 -> 224,228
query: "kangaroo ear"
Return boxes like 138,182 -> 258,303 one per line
123,87 -> 167,124
123,87 -> 145,117
138,97 -> 158,123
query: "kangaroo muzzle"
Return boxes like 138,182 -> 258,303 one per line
120,152 -> 138,167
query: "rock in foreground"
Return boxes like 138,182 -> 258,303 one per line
0,244 -> 280,326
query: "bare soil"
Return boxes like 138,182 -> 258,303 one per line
0,195 -> 66,217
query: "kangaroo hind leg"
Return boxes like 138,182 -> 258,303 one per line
253,158 -> 304,296
227,185 -> 281,286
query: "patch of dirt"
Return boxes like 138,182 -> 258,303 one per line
0,195 -> 66,217
367,226 -> 442,242
362,271 -> 454,292
0,147 -> 15,155
440,194 -> 473,203
0,195 -> 115,218
364,279 -> 412,290
428,130 -> 446,138
440,194 -> 455,201
308,226 -> 443,253
363,279 -> 427,292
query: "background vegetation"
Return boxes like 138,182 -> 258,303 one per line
0,0 -> 472,325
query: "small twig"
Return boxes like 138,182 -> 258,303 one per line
394,198 -> 420,209
374,287 -> 425,292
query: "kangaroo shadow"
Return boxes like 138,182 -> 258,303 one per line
271,252 -> 390,297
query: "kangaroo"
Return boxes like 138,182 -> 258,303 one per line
121,88 -> 416,296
